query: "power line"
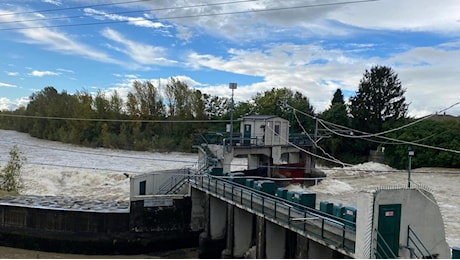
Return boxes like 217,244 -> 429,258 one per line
0,113 -> 231,123
0,0 -> 380,31
0,0 -> 258,25
0,0 -> 155,17
287,102 -> 460,154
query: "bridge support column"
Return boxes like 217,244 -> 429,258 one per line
222,146 -> 233,173
221,204 -> 234,258
256,216 -> 266,258
247,154 -> 259,170
199,195 -> 227,258
233,207 -> 253,258
266,221 -> 286,258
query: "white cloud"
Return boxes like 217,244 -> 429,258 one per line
331,0 -> 460,34
56,68 -> 75,74
5,71 -> 19,76
41,0 -> 62,6
0,7 -> 121,65
0,82 -> 17,88
101,28 -> 177,66
187,40 -> 460,116
84,8 -> 167,29
0,96 -> 29,110
29,70 -> 61,77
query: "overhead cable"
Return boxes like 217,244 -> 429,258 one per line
0,0 -> 380,31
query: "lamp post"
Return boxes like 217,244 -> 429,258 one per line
229,83 -> 237,146
407,147 -> 414,188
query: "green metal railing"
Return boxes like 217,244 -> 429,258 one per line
191,174 -> 356,254
375,229 -> 398,259
407,225 -> 434,259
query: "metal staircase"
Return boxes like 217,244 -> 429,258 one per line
157,144 -> 216,195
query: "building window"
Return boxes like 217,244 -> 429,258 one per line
139,180 -> 146,195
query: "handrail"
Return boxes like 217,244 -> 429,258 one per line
190,174 -> 356,254
157,168 -> 190,194
375,229 -> 398,259
407,225 -> 434,259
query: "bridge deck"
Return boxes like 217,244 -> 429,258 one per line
190,175 -> 356,257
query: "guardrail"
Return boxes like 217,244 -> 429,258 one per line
190,174 -> 356,255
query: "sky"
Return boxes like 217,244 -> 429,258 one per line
0,0 -> 460,117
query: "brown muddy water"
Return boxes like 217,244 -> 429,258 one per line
0,246 -> 199,259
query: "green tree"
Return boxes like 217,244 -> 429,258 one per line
321,89 -> 350,127
318,89 -> 354,164
349,66 -> 408,158
385,117 -> 460,169
350,65 -> 408,134
0,145 -> 26,193
331,88 -> 345,105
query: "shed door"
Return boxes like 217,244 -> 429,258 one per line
139,180 -> 146,195
243,124 -> 251,145
376,204 -> 401,258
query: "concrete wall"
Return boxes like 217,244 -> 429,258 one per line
355,191 -> 374,258
233,207 -> 253,257
190,188 -> 207,232
265,221 -> 286,258
0,205 -> 129,233
373,188 -> 450,259
209,196 -> 227,240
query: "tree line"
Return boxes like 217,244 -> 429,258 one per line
1,65 -> 459,169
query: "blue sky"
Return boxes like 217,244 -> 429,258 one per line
1,0 -> 460,117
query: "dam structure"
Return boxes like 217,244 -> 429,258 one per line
131,115 -> 452,258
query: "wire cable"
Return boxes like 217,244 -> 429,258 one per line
0,0 -> 155,17
0,0 -> 380,31
287,102 -> 460,154
0,0 -> 258,25
0,113 -> 230,123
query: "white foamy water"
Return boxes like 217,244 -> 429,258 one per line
0,130 -> 459,248
0,130 -> 198,202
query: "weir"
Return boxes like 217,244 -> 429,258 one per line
129,114 -> 452,258
0,115 -> 454,258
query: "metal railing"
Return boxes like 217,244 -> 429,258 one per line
374,229 -> 398,259
157,168 -> 191,195
191,174 -> 356,254
407,225 -> 434,259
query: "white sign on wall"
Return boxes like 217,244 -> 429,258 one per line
143,198 -> 174,207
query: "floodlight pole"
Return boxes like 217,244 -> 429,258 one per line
407,147 -> 414,188
229,83 -> 237,146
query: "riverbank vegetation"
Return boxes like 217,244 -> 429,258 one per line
1,66 -> 459,169
0,146 -> 25,193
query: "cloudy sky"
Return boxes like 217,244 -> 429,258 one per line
1,0 -> 459,117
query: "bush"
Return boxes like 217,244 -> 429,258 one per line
0,145 -> 26,193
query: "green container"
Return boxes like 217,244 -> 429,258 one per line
319,201 -> 334,214
228,172 -> 245,185
210,167 -> 224,176
276,187 -> 289,200
245,179 -> 254,189
291,191 -> 316,208
452,246 -> 460,259
342,206 -> 357,227
286,190 -> 297,202
254,180 -> 276,195
333,204 -> 345,219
